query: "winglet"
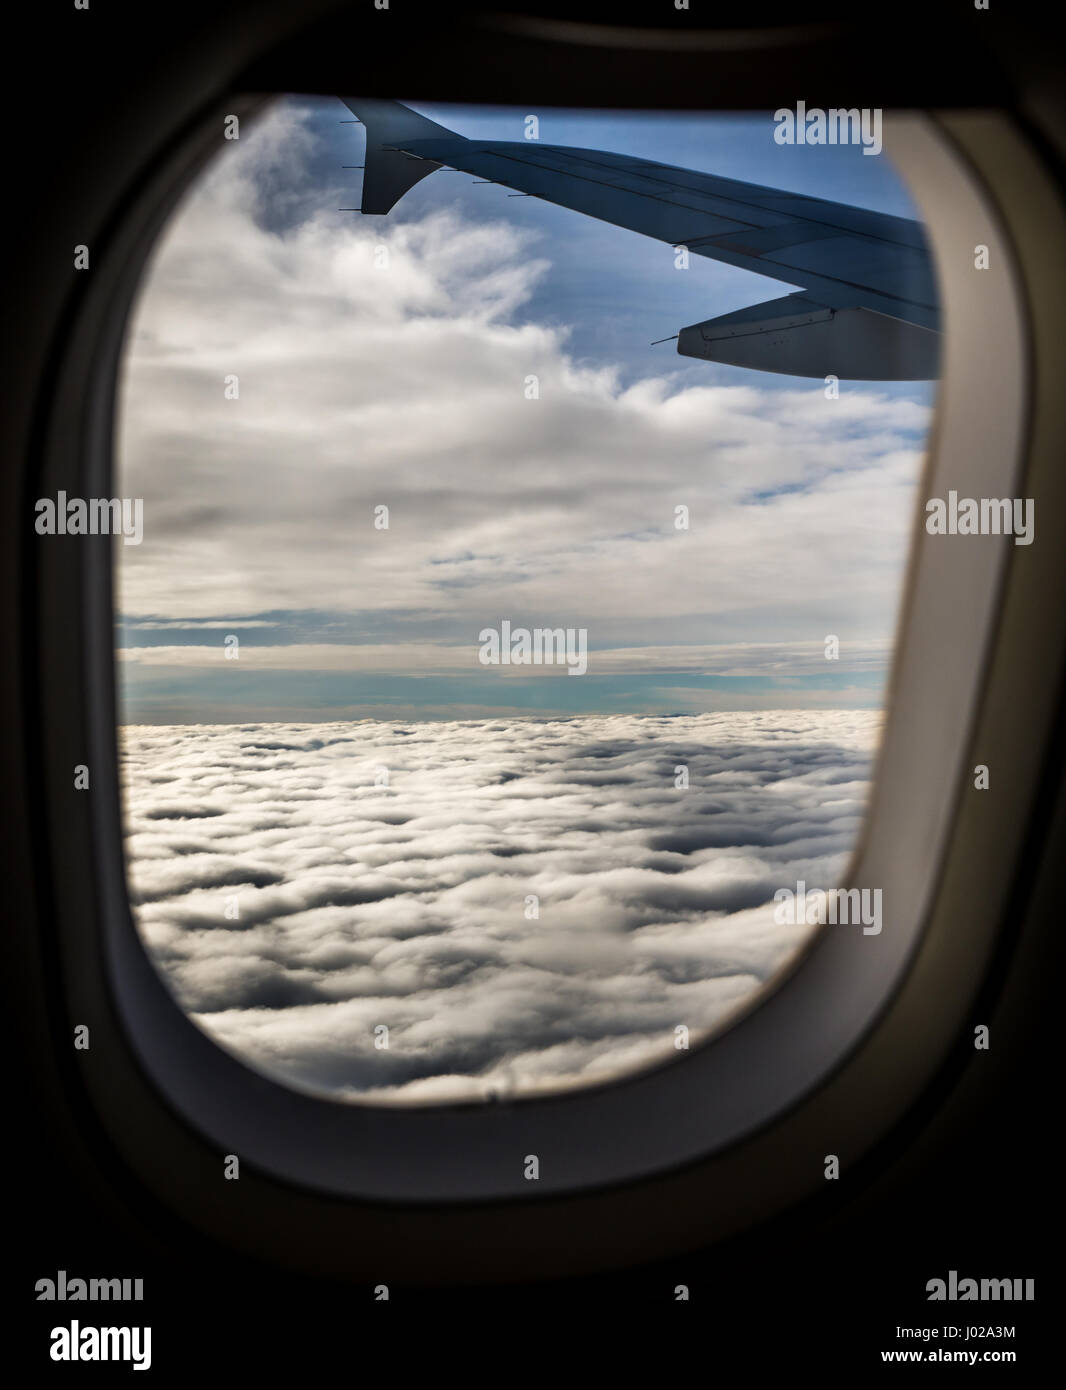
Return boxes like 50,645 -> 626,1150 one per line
340,98 -> 458,214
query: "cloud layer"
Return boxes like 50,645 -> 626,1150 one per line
123,709 -> 879,1103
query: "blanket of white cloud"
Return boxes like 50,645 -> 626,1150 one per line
122,710 -> 880,1103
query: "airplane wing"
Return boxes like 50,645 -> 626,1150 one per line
341,98 -> 939,380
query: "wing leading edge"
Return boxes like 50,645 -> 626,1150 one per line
342,98 -> 939,380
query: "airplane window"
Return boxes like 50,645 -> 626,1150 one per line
114,97 -> 938,1104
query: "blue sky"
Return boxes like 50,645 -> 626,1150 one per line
115,97 -> 935,723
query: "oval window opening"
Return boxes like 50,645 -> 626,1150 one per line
114,96 -> 938,1104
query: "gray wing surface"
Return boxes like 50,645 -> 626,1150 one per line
342,98 -> 939,380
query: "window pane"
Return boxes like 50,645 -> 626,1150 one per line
116,97 -> 936,1103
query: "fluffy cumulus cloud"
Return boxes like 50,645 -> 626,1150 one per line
123,709 -> 879,1103
115,100 -> 929,679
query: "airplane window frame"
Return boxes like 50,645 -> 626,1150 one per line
27,74 -> 1063,1278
